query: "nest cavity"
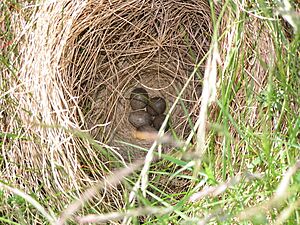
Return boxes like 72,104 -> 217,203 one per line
61,0 -> 212,160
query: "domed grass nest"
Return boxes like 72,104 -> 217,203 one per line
61,0 -> 212,161
0,0 -> 276,216
0,0 -> 212,208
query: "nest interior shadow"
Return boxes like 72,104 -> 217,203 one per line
62,0 -> 212,161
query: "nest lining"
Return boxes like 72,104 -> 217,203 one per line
61,0 -> 212,160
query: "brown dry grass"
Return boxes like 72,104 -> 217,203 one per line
1,0 -> 214,213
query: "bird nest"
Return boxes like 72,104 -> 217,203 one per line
0,0 -> 279,217
0,0 -> 216,209
61,0 -> 212,161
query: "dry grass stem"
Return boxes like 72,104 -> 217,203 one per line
237,160 -> 300,221
76,206 -> 173,224
189,172 -> 261,202
193,41 -> 219,178
275,160 -> 300,198
0,182 -> 57,224
131,62 -> 203,201
274,199 -> 300,225
57,159 -> 144,225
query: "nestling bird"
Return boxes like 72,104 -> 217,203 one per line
146,96 -> 166,116
137,125 -> 157,133
134,125 -> 158,140
130,87 -> 149,110
128,111 -> 152,128
153,114 -> 169,131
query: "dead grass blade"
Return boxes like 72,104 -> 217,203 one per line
189,172 -> 262,202
274,199 -> 300,225
76,206 -> 173,224
236,160 -> 300,222
57,159 -> 144,225
129,62 -> 203,203
193,40 -> 220,178
0,182 -> 57,224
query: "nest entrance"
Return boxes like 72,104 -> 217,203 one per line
62,0 -> 212,160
